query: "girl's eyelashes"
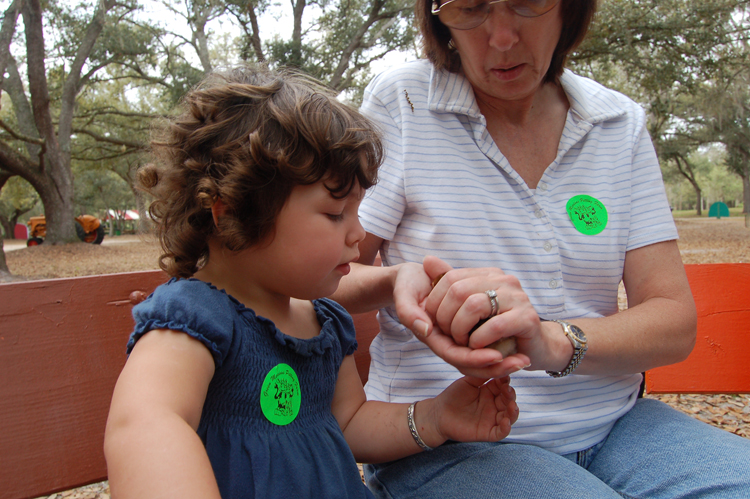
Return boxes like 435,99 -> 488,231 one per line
326,213 -> 345,222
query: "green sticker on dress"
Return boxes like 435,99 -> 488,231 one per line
260,363 -> 301,426
566,195 -> 608,235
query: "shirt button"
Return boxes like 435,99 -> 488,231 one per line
549,279 -> 558,289
535,209 -> 544,218
543,242 -> 553,252
538,182 -> 547,192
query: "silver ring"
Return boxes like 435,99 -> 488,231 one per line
485,289 -> 499,317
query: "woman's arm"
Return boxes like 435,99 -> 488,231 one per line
331,355 -> 518,464
559,239 -> 696,375
104,329 -> 220,499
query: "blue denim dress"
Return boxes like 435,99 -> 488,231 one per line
129,279 -> 373,499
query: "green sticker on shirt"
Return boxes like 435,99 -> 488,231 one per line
566,195 -> 608,235
260,363 -> 301,426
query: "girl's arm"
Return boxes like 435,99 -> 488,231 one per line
331,356 -> 518,464
331,232 -> 440,337
104,329 -> 220,499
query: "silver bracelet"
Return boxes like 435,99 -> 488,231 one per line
407,401 -> 433,451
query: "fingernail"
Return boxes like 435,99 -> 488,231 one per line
412,319 -> 429,337
522,363 -> 531,370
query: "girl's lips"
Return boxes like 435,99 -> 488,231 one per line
491,64 -> 524,81
336,263 -> 351,275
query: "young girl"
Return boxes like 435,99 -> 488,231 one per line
104,65 -> 519,499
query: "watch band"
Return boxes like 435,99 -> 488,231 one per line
546,320 -> 588,378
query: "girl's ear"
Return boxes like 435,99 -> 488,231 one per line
211,197 -> 226,228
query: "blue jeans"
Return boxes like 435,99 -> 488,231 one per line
364,399 -> 750,498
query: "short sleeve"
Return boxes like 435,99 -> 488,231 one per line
315,298 -> 358,359
359,77 -> 407,242
128,279 -> 238,368
626,109 -> 679,251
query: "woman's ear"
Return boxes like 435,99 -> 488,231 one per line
211,197 -> 226,228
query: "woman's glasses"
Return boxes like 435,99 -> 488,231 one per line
431,0 -> 560,30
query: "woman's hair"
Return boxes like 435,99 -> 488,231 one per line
415,0 -> 598,82
140,65 -> 382,278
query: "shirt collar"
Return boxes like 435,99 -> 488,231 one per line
427,64 -> 628,124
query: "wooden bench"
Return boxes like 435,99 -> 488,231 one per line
1,263 -> 747,499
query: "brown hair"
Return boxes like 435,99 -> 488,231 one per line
415,0 -> 598,82
140,65 -> 382,278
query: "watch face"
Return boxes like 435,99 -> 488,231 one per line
568,324 -> 587,345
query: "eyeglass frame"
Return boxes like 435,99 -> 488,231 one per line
431,0 -> 561,30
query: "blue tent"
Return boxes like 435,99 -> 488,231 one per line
708,201 -> 730,219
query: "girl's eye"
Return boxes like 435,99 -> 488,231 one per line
326,213 -> 344,222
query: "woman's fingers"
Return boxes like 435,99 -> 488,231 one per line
421,328 -> 531,377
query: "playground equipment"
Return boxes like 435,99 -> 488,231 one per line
26,215 -> 105,246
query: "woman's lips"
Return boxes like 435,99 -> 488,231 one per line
491,64 -> 524,81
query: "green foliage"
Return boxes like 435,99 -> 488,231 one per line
74,166 -> 133,218
0,175 -> 38,216
572,0 -> 750,213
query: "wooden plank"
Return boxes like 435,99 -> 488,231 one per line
351,255 -> 382,385
0,270 -> 167,499
646,263 -> 750,394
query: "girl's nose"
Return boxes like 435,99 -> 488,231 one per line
348,217 -> 366,247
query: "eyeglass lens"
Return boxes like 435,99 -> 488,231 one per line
435,0 -> 559,30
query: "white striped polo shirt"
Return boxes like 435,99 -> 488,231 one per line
357,60 -> 678,454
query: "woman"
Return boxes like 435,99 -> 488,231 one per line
332,0 -> 750,497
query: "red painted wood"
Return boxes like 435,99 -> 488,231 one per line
352,310 -> 379,384
0,270 -> 168,499
646,263 -> 750,394
351,255 -> 382,385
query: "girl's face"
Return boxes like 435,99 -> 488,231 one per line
246,179 -> 366,300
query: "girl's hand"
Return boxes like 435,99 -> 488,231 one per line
417,376 -> 519,447
391,261 -> 436,338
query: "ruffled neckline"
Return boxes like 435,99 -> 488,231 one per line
179,278 -> 336,357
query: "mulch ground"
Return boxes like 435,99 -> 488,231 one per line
5,217 -> 748,499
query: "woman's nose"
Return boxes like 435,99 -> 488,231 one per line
484,4 -> 520,51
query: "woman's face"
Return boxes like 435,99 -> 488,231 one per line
448,2 -> 563,106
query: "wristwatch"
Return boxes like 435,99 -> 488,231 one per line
546,320 -> 588,378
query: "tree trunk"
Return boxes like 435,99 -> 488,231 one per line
134,190 -> 152,234
0,238 -> 9,274
1,216 -> 14,239
695,187 -> 702,217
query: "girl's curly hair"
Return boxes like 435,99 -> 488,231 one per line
139,65 -> 382,278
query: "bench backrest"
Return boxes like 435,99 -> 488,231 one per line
645,263 -> 750,393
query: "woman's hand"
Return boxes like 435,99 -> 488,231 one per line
416,256 -> 542,378
416,376 -> 519,447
